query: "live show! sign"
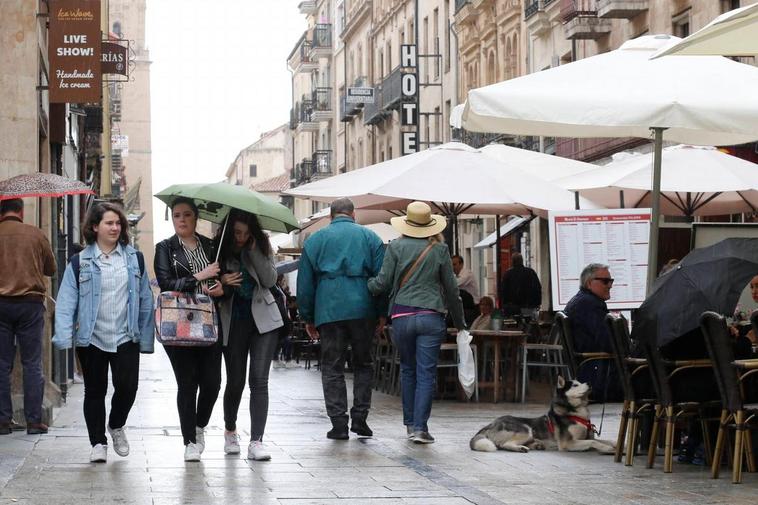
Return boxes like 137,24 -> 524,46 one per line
548,209 -> 651,310
49,0 -> 102,103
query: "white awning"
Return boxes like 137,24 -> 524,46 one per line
473,216 -> 532,249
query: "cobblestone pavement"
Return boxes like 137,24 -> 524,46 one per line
2,351 -> 757,505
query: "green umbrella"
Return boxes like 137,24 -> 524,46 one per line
155,182 -> 299,233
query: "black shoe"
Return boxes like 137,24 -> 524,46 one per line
326,426 -> 349,440
26,423 -> 48,435
0,422 -> 10,435
350,418 -> 373,437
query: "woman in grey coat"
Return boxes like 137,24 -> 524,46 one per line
216,210 -> 283,461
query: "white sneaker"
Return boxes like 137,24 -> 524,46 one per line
90,444 -> 107,463
247,440 -> 271,461
195,426 -> 205,454
184,442 -> 201,462
107,425 -> 129,457
224,431 -> 240,455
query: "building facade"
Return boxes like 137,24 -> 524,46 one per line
225,124 -> 292,189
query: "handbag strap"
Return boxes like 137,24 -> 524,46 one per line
399,243 -> 435,290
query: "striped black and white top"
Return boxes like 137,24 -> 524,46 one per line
91,243 -> 129,352
180,235 -> 211,294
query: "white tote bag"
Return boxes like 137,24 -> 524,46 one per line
456,329 -> 476,399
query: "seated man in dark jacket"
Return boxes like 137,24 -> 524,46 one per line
499,253 -> 542,318
564,263 -> 621,401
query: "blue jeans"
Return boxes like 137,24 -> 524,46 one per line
391,313 -> 446,433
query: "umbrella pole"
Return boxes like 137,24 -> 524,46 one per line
647,127 -> 666,293
495,214 -> 501,309
215,214 -> 230,263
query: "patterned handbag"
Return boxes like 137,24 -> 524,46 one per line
155,291 -> 219,347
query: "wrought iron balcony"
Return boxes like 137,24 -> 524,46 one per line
363,85 -> 386,126
311,87 -> 333,122
381,66 -> 414,112
340,93 -> 360,122
455,0 -> 470,14
309,24 -> 333,59
288,37 -> 319,73
525,1 -> 551,35
292,98 -> 318,132
312,150 -> 332,178
561,0 -> 611,40
596,0 -> 648,19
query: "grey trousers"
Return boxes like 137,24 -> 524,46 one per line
318,318 -> 375,427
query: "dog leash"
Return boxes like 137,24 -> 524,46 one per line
593,361 -> 612,437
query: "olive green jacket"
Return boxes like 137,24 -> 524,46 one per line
368,236 -> 465,330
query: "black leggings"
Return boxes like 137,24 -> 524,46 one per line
223,321 -> 278,440
164,343 -> 222,445
76,342 -> 140,447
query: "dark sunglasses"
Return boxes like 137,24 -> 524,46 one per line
593,277 -> 614,285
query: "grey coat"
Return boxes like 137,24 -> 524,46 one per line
217,246 -> 283,345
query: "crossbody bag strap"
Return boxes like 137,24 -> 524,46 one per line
399,243 -> 435,290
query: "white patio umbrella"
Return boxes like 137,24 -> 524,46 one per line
298,206 -> 397,234
462,34 -> 758,288
285,142 -> 599,217
652,3 -> 758,58
480,144 -> 597,182
554,145 -> 758,216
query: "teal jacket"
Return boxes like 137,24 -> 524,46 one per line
368,236 -> 466,331
297,216 -> 386,327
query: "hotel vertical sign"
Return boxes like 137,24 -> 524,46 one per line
400,44 -> 419,155
49,0 -> 102,103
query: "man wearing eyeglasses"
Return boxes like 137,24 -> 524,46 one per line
564,263 -> 621,401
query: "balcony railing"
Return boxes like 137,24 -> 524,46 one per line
381,66 -> 414,112
561,0 -> 598,22
312,150 -> 332,177
455,0 -> 470,13
312,87 -> 332,112
363,85 -> 385,125
311,24 -> 332,50
525,0 -> 540,19
292,99 -> 315,126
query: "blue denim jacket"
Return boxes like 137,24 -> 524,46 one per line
53,243 -> 155,353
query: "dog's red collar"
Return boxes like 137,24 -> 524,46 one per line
546,415 -> 597,435
568,415 -> 598,435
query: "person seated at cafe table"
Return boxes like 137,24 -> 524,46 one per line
470,296 -> 495,331
564,263 -> 622,402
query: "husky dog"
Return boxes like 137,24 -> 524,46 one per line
470,377 -> 616,453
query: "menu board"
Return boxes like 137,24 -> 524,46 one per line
548,209 -> 651,310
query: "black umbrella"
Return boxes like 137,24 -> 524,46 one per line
632,237 -> 758,347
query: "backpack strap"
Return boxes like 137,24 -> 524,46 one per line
71,250 -> 145,288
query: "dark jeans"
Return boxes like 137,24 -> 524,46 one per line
165,343 -> 222,445
76,342 -> 140,446
318,318 -> 375,426
223,321 -> 278,440
0,300 -> 45,424
391,313 -> 446,433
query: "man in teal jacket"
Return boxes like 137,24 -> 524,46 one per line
297,198 -> 385,440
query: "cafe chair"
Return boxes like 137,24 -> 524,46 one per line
700,311 -> 758,483
437,342 -> 479,402
639,337 -> 716,473
519,318 -> 571,403
554,311 -> 612,381
605,314 -> 656,465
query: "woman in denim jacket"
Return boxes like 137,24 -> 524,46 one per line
53,203 -> 154,463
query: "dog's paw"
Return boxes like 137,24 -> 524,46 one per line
598,445 -> 615,455
532,441 -> 545,450
518,445 -> 530,453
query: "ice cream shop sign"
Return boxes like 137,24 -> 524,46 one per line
49,0 -> 102,103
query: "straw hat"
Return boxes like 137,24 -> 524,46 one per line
390,201 -> 447,238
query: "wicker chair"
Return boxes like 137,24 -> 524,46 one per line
700,311 -> 758,483
605,314 -> 656,465
554,311 -> 614,384
639,337 -> 716,473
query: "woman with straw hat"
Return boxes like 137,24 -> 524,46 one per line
368,202 -> 465,444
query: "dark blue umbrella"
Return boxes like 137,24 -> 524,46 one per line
632,237 -> 758,347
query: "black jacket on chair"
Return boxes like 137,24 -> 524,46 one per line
154,234 -> 216,293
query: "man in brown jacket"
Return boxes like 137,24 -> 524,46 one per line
0,198 -> 56,435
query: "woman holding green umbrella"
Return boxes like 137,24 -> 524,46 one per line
214,210 -> 282,461
154,197 -> 223,462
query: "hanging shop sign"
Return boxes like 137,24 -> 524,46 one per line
102,41 -> 129,76
48,0 -> 102,103
346,87 -> 374,104
400,44 -> 418,155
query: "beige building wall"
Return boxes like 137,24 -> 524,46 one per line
109,0 -> 154,272
225,124 -> 291,188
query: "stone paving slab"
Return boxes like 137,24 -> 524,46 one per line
2,351 -> 757,504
